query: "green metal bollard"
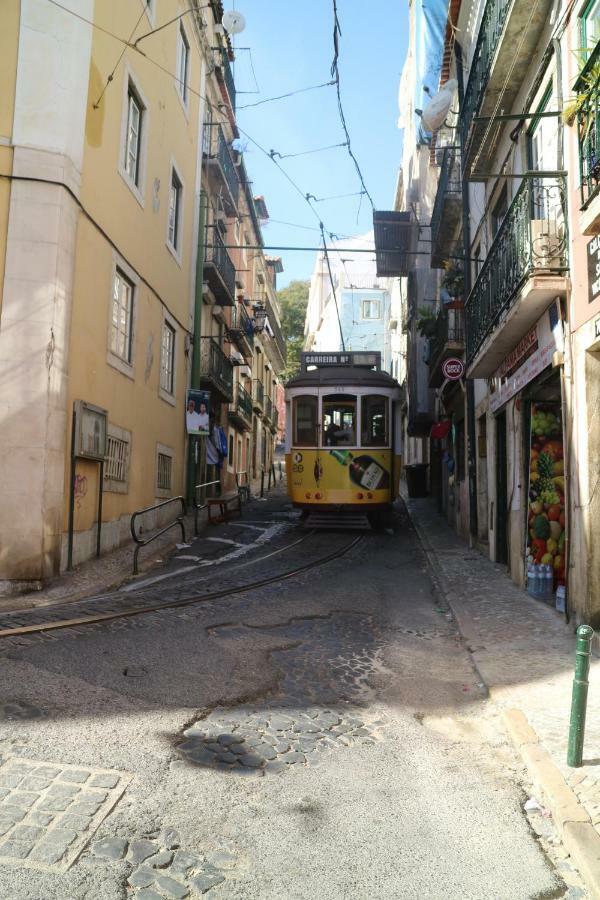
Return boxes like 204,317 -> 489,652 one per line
567,624 -> 595,767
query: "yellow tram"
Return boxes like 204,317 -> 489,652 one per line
285,352 -> 403,527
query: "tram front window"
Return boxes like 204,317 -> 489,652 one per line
361,395 -> 388,446
293,396 -> 318,446
323,395 -> 356,446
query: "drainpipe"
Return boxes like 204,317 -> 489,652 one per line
455,41 -> 479,540
186,190 -> 208,506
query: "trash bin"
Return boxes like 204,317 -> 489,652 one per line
405,463 -> 429,498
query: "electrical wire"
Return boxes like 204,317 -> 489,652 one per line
238,80 -> 335,110
330,1 -> 375,210
93,4 -> 149,109
133,6 -> 210,48
269,141 -> 348,160
319,223 -> 346,351
313,190 -> 366,203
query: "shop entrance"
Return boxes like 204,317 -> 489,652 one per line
495,411 -> 508,565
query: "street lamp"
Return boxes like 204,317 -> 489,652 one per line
252,303 -> 267,333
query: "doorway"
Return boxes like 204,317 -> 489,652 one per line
495,411 -> 508,565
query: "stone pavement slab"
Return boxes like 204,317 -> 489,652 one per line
405,495 -> 600,864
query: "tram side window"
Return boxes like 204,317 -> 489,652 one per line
322,394 -> 356,446
361,395 -> 388,446
293,396 -> 318,446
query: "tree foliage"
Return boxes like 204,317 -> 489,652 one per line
277,280 -> 310,381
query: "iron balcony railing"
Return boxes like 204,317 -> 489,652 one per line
229,303 -> 254,350
461,0 -> 512,154
205,228 -> 236,303
577,43 -> 600,208
264,396 -> 273,422
465,174 -> 568,364
272,406 -> 279,430
206,126 -> 239,211
429,308 -> 465,370
431,147 -> 461,262
218,49 -> 236,112
199,337 -> 234,400
253,379 -> 264,410
264,296 -> 287,363
230,381 -> 252,426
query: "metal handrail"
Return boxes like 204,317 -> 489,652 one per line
193,479 -> 221,535
465,173 -> 568,364
130,496 -> 186,575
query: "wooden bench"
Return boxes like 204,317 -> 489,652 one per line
207,492 -> 242,525
236,471 -> 251,503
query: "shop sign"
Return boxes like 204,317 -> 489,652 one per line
74,400 -> 107,460
588,235 -> 600,304
442,357 -> 464,381
489,302 -> 564,413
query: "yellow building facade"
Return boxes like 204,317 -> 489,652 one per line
0,0 -> 286,594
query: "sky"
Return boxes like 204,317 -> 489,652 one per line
231,0 -> 409,288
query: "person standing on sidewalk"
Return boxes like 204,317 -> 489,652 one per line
205,414 -> 222,497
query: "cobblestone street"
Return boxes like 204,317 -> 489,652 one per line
0,489 -> 587,898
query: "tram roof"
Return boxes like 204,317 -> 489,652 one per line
286,366 -> 399,389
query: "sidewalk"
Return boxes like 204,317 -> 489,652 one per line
404,494 -> 600,896
2,470 -> 284,614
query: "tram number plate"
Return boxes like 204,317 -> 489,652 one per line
292,464 -> 304,472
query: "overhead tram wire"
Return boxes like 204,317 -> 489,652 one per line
330,0 -> 375,211
319,223 -> 346,352
92,4 -> 149,109
44,0 -> 365,267
237,80 -> 335,110
269,141 -> 348,161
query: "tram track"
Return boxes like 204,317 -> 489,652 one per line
0,532 -> 364,643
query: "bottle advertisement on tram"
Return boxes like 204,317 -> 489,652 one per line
288,448 -> 392,504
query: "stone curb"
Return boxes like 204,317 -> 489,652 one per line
403,498 -> 600,898
503,709 -> 600,900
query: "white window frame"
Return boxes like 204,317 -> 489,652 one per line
159,313 -> 177,405
156,443 -> 175,499
104,424 -> 132,494
166,158 -> 185,263
107,254 -> 139,379
119,66 -> 149,207
176,23 -> 190,110
361,298 -> 382,320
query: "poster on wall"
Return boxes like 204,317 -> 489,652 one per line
525,403 -> 566,603
186,389 -> 210,435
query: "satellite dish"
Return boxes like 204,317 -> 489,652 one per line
420,79 -> 457,132
222,10 -> 246,34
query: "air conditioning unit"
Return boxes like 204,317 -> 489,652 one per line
530,219 -> 563,269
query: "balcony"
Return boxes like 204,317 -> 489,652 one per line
264,296 -> 287,367
577,45 -> 600,233
264,396 -> 273,424
431,148 -> 462,267
199,337 -> 234,401
253,379 -> 264,412
228,382 -> 252,430
228,303 -> 254,358
216,49 -> 235,112
204,229 -> 236,306
465,175 -> 568,377
373,210 -> 415,276
272,406 -> 279,431
462,0 -> 554,178
205,126 -> 239,215
428,309 -> 465,388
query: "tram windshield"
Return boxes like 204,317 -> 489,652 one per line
361,395 -> 389,446
323,394 -> 356,446
293,396 -> 318,446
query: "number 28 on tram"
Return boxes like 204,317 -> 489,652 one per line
284,352 -> 403,519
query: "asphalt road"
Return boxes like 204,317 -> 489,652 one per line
0,493 -> 580,899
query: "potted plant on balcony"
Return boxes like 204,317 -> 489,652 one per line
441,261 -> 464,309
416,307 -> 437,339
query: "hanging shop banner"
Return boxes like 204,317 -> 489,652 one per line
489,302 -> 564,413
186,389 -> 210,435
525,402 -> 566,595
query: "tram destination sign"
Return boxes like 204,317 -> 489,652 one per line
301,351 -> 381,370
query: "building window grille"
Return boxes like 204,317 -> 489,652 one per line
125,85 -> 143,185
160,322 -> 175,393
111,269 -> 134,363
177,25 -> 190,103
157,452 -> 172,491
361,299 -> 381,320
168,169 -> 182,251
106,435 -> 129,483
